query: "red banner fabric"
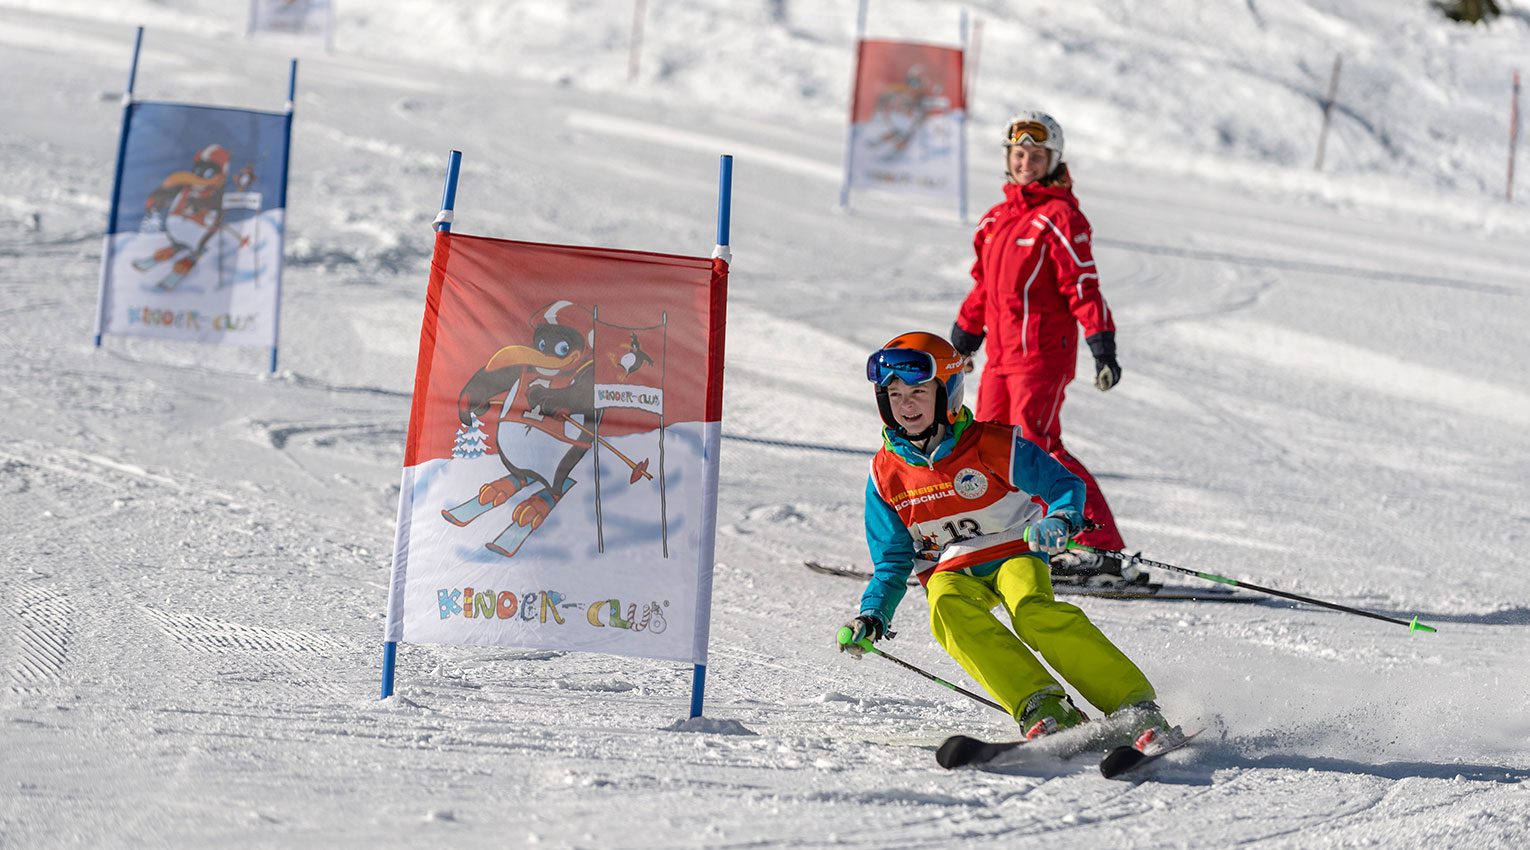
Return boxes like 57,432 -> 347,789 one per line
850,39 -> 966,125
404,232 -> 723,468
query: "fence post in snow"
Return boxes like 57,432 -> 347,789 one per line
380,149 -> 463,701
628,0 -> 647,83
1314,53 -> 1343,171
93,26 -> 145,349
1509,70 -> 1521,203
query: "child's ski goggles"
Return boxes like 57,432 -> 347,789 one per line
866,347 -> 938,387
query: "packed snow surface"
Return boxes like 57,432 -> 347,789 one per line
2,1 -> 1528,848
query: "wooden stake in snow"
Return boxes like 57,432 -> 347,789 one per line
1509,69 -> 1521,202
1314,53 -> 1343,171
628,0 -> 647,82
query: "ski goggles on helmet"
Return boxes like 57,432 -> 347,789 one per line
1005,120 -> 1051,147
866,347 -> 938,387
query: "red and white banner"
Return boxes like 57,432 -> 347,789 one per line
384,232 -> 728,665
844,39 -> 966,199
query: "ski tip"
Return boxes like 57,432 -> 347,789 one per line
935,735 -> 985,770
1099,744 -> 1147,779
1408,616 -> 1437,634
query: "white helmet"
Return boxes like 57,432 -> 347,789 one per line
1003,111 -> 1065,173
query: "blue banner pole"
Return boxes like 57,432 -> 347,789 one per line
93,26 -> 145,348
690,153 -> 733,719
269,58 -> 298,375
436,150 -> 463,232
381,149 -> 464,701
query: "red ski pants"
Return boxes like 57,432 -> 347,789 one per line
974,369 -> 1125,551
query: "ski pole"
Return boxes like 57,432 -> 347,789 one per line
558,413 -> 653,482
1068,543 -> 1437,633
837,627 -> 1007,713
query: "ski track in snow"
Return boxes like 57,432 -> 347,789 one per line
1,1 -> 1529,848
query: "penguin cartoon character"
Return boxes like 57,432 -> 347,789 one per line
611,332 -> 655,381
134,144 -> 233,290
443,301 -> 599,558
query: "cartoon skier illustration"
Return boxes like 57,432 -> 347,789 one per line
441,300 -> 602,558
867,65 -> 949,158
133,143 -> 245,291
612,332 -> 655,379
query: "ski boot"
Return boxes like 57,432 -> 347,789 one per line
1018,688 -> 1086,741
1113,699 -> 1185,749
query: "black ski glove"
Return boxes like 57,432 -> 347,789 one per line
838,614 -> 886,658
1086,331 -> 1121,392
949,322 -> 984,357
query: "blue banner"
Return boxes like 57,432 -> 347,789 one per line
97,102 -> 290,349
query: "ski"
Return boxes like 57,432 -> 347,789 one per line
804,560 -> 917,585
804,561 -> 1257,602
156,270 -> 187,291
936,734 -> 1025,769
937,711 -> 1147,771
1099,728 -> 1200,779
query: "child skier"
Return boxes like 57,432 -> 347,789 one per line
840,331 -> 1162,738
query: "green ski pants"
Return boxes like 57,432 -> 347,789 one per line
926,554 -> 1156,720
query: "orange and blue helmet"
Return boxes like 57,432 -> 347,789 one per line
866,331 -> 966,436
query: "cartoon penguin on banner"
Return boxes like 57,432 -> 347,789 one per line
442,300 -> 601,558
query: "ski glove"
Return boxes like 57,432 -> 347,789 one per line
1027,516 -> 1074,555
1086,331 -> 1122,392
949,322 -> 985,357
838,614 -> 885,658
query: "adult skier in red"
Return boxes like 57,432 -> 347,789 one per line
949,111 -> 1139,584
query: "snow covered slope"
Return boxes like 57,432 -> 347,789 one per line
1,2 -> 1528,848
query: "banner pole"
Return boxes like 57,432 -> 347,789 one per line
94,25 -> 145,348
437,150 -> 463,232
838,0 -> 870,211
691,153 -> 733,719
269,58 -> 298,375
381,149 -> 464,701
958,9 -> 970,224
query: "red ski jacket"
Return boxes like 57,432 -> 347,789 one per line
955,181 -> 1114,377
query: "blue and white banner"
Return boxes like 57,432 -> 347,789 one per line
248,0 -> 333,46
96,102 -> 291,349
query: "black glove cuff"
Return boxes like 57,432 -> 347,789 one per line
950,322 -> 984,356
1085,331 -> 1116,362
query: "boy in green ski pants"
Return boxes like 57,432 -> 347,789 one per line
840,332 -> 1161,738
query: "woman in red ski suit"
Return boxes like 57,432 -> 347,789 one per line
949,112 -> 1126,556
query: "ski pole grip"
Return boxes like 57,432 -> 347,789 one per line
837,626 -> 854,647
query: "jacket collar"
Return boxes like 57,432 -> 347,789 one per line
882,408 -> 975,467
1002,180 -> 1077,211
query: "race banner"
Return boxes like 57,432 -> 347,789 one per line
95,102 -> 291,349
384,232 -> 728,665
843,38 -> 966,202
248,0 -> 333,48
